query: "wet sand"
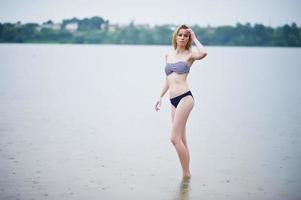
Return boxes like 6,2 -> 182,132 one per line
0,107 -> 300,200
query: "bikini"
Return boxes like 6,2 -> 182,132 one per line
165,61 -> 194,108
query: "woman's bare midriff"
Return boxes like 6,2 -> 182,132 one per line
167,73 -> 190,99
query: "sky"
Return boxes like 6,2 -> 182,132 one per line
0,0 -> 300,27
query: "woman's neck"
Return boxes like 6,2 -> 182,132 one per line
175,47 -> 187,55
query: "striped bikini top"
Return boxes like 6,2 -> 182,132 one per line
165,61 -> 190,76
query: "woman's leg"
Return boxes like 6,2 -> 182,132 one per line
171,105 -> 176,122
171,107 -> 190,166
170,95 -> 194,177
182,128 -> 190,165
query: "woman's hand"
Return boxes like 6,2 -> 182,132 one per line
154,98 -> 162,111
187,28 -> 196,41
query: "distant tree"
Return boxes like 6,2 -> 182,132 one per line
0,17 -> 300,46
0,23 -> 3,42
62,17 -> 79,29
78,16 -> 105,31
152,25 -> 173,44
1,23 -> 19,42
44,20 -> 53,25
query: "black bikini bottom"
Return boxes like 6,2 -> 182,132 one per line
170,91 -> 194,108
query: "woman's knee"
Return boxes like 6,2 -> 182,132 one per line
170,133 -> 182,145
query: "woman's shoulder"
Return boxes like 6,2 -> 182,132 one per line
165,50 -> 174,57
164,51 -> 173,62
165,49 -> 178,57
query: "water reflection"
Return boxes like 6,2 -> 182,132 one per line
174,177 -> 191,200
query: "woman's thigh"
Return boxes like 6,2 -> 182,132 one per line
171,105 -> 176,123
172,96 -> 194,136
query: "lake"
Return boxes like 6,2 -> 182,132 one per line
0,44 -> 300,200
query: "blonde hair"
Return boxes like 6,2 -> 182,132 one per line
172,24 -> 192,50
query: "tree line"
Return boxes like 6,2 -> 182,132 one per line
0,16 -> 300,47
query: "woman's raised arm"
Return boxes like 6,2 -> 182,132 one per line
187,28 -> 207,60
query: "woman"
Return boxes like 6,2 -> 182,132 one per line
154,24 -> 207,179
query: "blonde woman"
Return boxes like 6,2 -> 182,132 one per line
154,24 -> 207,179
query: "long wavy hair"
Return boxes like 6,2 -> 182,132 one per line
172,24 -> 192,50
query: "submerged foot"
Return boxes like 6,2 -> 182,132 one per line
182,173 -> 191,180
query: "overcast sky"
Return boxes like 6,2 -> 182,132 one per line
0,0 -> 300,27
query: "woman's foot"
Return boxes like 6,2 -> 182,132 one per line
182,172 -> 191,180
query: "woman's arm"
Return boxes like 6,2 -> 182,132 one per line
160,54 -> 170,98
187,29 -> 207,60
155,77 -> 169,111
159,77 -> 169,98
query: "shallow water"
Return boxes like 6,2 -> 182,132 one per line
0,44 -> 301,200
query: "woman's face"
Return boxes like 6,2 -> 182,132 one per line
176,28 -> 190,47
